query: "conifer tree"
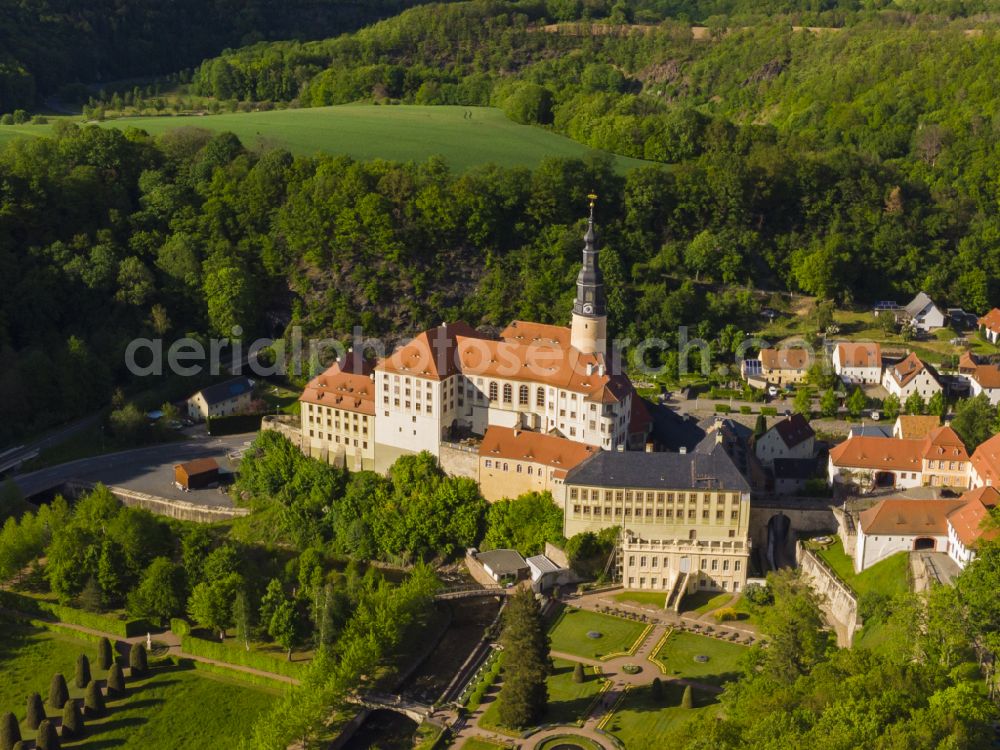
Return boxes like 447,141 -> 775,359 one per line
651,677 -> 663,703
107,664 -> 126,698
61,700 -> 82,740
48,674 -> 68,710
681,684 -> 693,709
25,693 -> 44,729
129,643 -> 147,676
97,637 -> 113,670
75,654 -> 91,688
496,588 -> 550,729
572,661 -> 584,683
84,681 -> 105,717
0,711 -> 20,750
35,719 -> 59,750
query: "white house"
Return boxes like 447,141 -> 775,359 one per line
754,413 -> 815,468
186,377 -> 254,422
968,364 -> 1000,406
881,353 -> 942,401
833,342 -> 882,385
903,292 -> 946,332
979,308 -> 1000,344
855,498 -> 965,572
946,486 -> 1000,569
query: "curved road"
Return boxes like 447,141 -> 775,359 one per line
13,432 -> 256,507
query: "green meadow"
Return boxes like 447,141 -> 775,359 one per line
0,105 -> 653,173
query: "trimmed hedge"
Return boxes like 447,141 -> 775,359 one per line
0,591 -> 149,637
760,406 -> 778,416
206,413 -> 263,436
179,657 -> 288,689
181,635 -> 307,679
714,404 -> 731,413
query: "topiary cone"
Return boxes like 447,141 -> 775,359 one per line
84,681 -> 105,717
48,673 -> 68,710
97,637 -> 113,671
129,643 -> 147,676
75,653 -> 91,688
25,692 -> 44,730
107,664 -> 126,698
34,719 -> 59,750
0,711 -> 21,750
60,700 -> 82,740
572,662 -> 584,683
681,684 -> 693,709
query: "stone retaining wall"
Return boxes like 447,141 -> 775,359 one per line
796,541 -> 860,647
66,481 -> 249,523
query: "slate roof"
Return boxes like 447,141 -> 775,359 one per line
564,444 -> 750,492
197,377 -> 253,406
771,413 -> 815,449
477,549 -> 528,576
905,291 -> 939,318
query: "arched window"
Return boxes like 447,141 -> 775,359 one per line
489,381 -> 498,401
536,387 -> 546,407
519,385 -> 529,405
503,384 -> 513,403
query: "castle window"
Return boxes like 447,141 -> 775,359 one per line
503,384 -> 513,403
519,385 -> 529,405
489,381 -> 498,401
536,387 -> 545,407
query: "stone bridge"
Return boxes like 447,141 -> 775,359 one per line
347,693 -> 434,723
433,584 -> 508,601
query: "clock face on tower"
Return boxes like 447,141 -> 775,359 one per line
582,303 -> 594,315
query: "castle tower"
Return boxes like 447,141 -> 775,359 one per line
570,195 -> 607,356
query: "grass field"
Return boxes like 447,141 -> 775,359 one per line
613,591 -> 667,608
605,682 -> 712,749
479,658 -> 605,732
0,105 -> 653,173
652,631 -> 748,686
812,536 -> 910,598
547,607 -> 648,660
0,619 -> 275,748
680,591 -> 732,615
460,739 -> 512,750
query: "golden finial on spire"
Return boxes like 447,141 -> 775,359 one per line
587,192 -> 598,212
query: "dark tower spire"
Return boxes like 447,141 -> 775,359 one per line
573,193 -> 606,319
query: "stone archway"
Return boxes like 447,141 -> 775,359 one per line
913,537 -> 936,551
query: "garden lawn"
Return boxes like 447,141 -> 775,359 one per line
0,619 -> 276,748
613,590 -> 667,608
547,607 -> 647,660
653,631 -> 748,686
814,537 -> 910,598
0,106 -> 652,174
460,739 -> 511,750
680,590 -> 732,615
605,682 -> 713,749
479,658 -> 604,732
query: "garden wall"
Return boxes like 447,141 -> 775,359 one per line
796,542 -> 860,647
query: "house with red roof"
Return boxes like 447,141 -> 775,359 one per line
855,497 -> 966,571
979,308 -> 1000,344
946,486 -> 1000,569
881,352 -> 942,401
832,342 -> 882,385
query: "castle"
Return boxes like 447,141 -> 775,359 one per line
295,201 -> 751,597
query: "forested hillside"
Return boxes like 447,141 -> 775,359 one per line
0,0 -> 453,111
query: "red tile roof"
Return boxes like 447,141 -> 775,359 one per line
829,426 -> 967,471
971,364 -> 1000,390
759,348 -> 811,371
500,321 -> 572,348
886,352 -> 934,388
479,426 -> 597,476
971,433 -> 1000,488
895,415 -> 941,439
948,486 -> 1000,548
837,342 -> 881,368
301,352 -> 377,415
377,321 -> 483,380
859,498 -> 966,536
979,308 -> 1000,334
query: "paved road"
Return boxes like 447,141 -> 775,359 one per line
13,433 -> 256,506
1,412 -> 104,473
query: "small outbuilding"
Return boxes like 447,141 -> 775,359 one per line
174,458 -> 220,490
476,549 -> 529,584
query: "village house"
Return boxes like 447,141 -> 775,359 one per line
300,352 -> 376,471
854,498 -> 965,572
186,376 -> 253,422
754,413 -> 815,468
946,486 -> 1000,569
476,426 -> 596,502
881,352 -> 942,401
967,362 -> 1000,405
969,432 -> 1000,488
893,415 -> 942,440
901,291 -> 947,332
978,308 -> 1000,344
743,347 -> 811,387
827,425 -> 970,491
562,446 -> 751,600
832,342 -> 882,385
